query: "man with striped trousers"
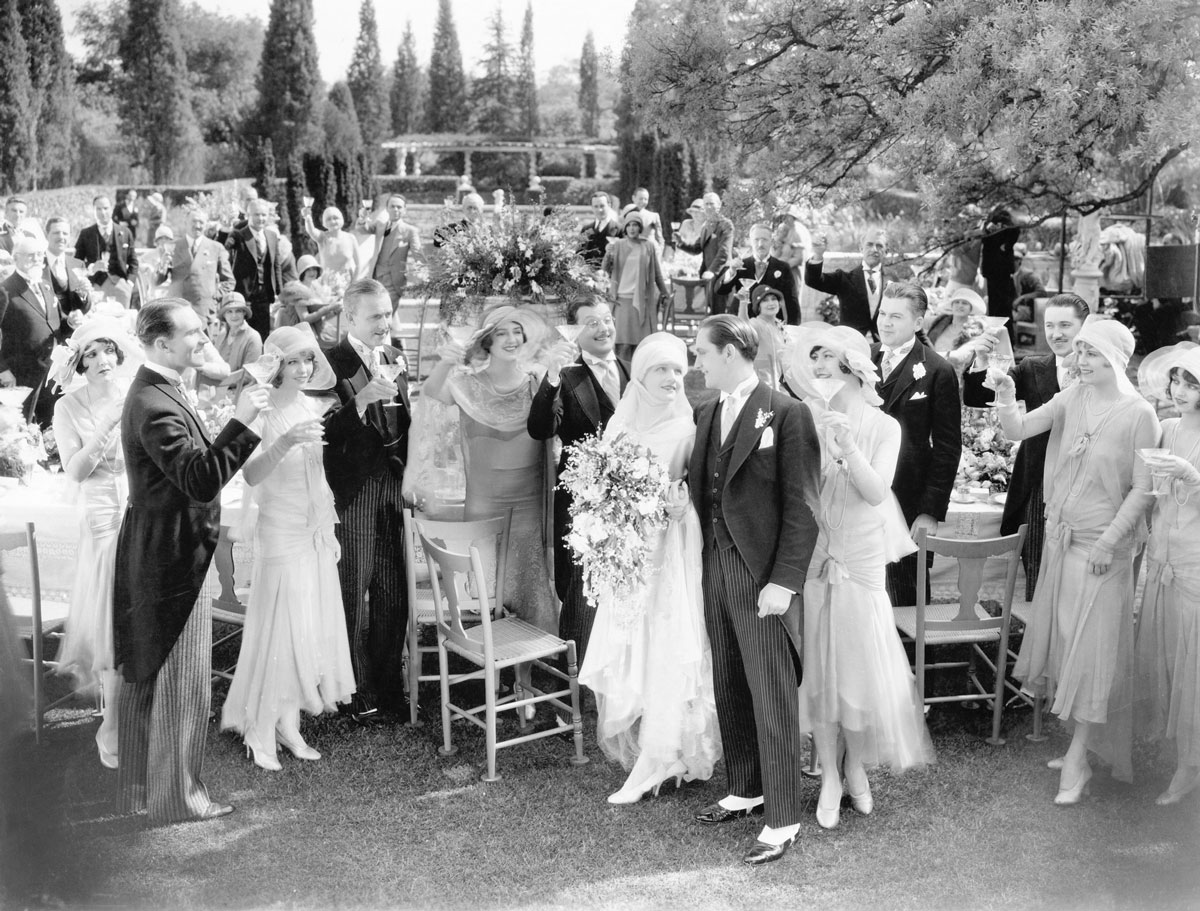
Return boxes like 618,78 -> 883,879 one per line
114,300 -> 266,824
689,314 -> 821,865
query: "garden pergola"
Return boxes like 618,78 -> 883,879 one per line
380,133 -> 618,185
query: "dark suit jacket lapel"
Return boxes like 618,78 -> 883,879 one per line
690,400 -> 716,489
1033,354 -> 1059,403
881,342 -> 925,412
571,356 -> 603,428
17,277 -> 53,330
728,382 -> 773,480
146,368 -> 210,445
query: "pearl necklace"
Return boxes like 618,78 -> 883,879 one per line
1064,388 -> 1123,498
1168,421 -> 1200,508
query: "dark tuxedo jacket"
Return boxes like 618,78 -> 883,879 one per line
717,254 -> 800,325
225,226 -> 295,303
323,338 -> 412,511
677,216 -> 735,311
114,365 -> 260,682
163,235 -> 235,319
963,353 -> 1058,535
579,218 -> 620,267
805,260 -> 904,339
688,382 -> 821,597
43,256 -> 91,335
527,355 -> 631,600
0,271 -> 66,423
74,222 -> 138,283
872,340 -> 961,524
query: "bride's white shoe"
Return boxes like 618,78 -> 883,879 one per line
607,760 -> 688,805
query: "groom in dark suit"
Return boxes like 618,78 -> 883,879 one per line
114,300 -> 265,825
688,314 -> 821,866
527,298 -> 629,667
871,282 -> 961,606
323,278 -> 412,722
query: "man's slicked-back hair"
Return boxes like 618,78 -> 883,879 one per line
880,281 -> 929,317
343,277 -> 389,317
1043,292 -> 1090,321
700,314 -> 758,362
137,299 -> 189,346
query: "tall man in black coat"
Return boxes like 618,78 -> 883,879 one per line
676,192 -> 735,315
43,217 -> 92,337
715,224 -> 800,324
689,315 -> 821,866
225,199 -> 298,339
527,298 -> 629,667
114,300 -> 265,825
805,227 -> 901,339
323,278 -> 412,722
963,293 -> 1088,599
74,195 -> 138,306
871,282 -> 962,606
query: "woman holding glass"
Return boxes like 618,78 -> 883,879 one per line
220,327 -> 355,770
994,317 -> 1158,802
51,318 -> 141,769
1135,346 -> 1200,805
789,325 -> 934,828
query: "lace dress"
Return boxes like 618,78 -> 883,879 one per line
445,370 -> 557,633
1135,419 -> 1200,770
220,396 -> 356,746
798,406 -> 934,769
53,387 -> 127,689
1013,385 -> 1159,781
579,426 -> 721,784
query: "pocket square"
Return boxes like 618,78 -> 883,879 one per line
758,427 -> 775,449
910,391 -> 928,401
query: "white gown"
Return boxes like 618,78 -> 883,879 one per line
579,425 -> 721,784
220,397 -> 355,746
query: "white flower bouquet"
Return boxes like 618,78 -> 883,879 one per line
559,432 -> 672,617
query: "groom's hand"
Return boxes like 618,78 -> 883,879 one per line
757,582 -> 793,618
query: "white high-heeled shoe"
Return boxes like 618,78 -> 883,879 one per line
606,760 -> 687,805
276,728 -> 321,761
815,784 -> 842,830
1054,761 -> 1092,806
245,740 -> 282,772
1155,767 -> 1200,806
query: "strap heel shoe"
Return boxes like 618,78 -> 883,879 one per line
276,729 -> 321,761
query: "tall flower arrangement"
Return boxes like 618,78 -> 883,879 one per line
958,407 -> 1018,493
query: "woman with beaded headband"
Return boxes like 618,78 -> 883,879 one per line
994,316 -> 1159,803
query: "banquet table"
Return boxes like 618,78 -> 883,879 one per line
930,495 -> 1026,602
0,470 -> 250,611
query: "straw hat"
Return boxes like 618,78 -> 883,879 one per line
465,305 -> 548,363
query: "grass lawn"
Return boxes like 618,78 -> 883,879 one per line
4,677 -> 1199,911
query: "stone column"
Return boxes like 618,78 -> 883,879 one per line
412,149 -> 422,176
463,151 -> 473,181
396,148 -> 407,177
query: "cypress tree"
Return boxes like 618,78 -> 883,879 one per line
389,20 -> 425,135
346,0 -> 387,167
427,0 -> 468,132
19,0 -> 73,189
252,0 -> 321,161
0,0 -> 34,192
578,30 -> 599,138
470,4 -> 514,136
324,81 -> 363,154
284,154 -> 310,254
516,0 -> 538,138
119,0 -> 202,182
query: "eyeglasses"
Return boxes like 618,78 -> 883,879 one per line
582,317 -> 615,330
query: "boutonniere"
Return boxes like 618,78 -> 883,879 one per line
912,362 -> 926,381
772,270 -> 781,278
754,408 -> 774,430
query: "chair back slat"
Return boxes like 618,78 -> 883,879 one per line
914,524 -> 1029,634
421,534 -> 495,656
414,511 -> 511,609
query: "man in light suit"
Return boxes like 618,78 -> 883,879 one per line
806,227 -> 902,340
42,217 -> 91,339
160,209 -> 234,327
579,193 -> 620,267
0,235 -> 70,425
676,192 -> 735,315
871,282 -> 961,606
114,300 -> 265,825
689,314 -> 821,866
74,195 -> 139,306
716,224 -> 800,324
225,199 -> 298,339
368,194 -> 422,307
527,298 -> 630,668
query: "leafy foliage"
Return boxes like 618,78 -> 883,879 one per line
347,0 -> 387,166
427,0 -> 468,133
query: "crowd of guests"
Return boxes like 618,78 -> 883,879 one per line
0,187 -> 1197,867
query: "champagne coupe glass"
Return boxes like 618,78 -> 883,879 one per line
1137,447 -> 1172,496
444,324 -> 476,347
361,199 -> 373,211
375,362 -> 404,408
302,195 -> 314,210
243,353 -> 281,412
556,324 -> 584,344
0,386 -> 32,411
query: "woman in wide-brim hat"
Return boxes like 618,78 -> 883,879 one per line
923,286 -> 997,372
601,209 -> 670,362
785,321 -> 934,830
206,292 -> 263,394
220,325 -> 353,771
50,315 -> 144,769
996,316 -> 1160,802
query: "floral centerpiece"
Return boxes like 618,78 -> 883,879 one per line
958,407 -> 1019,493
426,204 -> 596,325
559,433 -> 672,620
0,403 -> 47,483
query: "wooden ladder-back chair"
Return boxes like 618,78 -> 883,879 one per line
893,524 -> 1028,745
420,532 -> 587,782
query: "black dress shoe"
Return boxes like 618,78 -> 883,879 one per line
197,803 -> 234,821
341,694 -> 380,724
742,835 -> 797,866
694,802 -> 765,825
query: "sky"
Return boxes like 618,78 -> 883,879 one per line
60,0 -> 639,81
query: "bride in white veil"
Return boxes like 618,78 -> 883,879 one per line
580,332 -> 721,804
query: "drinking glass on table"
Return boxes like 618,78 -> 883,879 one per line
243,353 -> 281,411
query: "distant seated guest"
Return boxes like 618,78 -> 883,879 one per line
201,293 -> 262,394
580,193 -> 621,268
746,285 -> 788,390
433,192 -> 485,247
716,223 -> 800,325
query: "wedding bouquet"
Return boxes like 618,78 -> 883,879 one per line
559,433 -> 672,616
